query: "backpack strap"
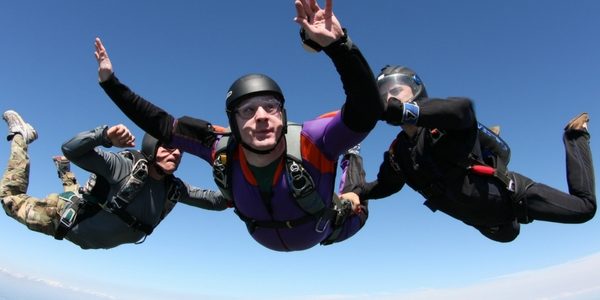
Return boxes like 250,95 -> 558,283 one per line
212,133 -> 234,202
104,150 -> 149,212
159,175 -> 183,220
283,123 -> 327,216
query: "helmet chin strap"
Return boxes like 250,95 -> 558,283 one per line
240,132 -> 285,155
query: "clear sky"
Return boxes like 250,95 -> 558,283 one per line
1,1 -> 599,299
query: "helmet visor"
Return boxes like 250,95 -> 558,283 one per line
377,73 -> 422,101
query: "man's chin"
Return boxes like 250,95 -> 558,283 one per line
159,163 -> 178,174
254,144 -> 276,151
251,140 -> 277,150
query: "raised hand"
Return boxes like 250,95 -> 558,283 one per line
106,124 -> 136,148
94,37 -> 113,82
293,0 -> 344,48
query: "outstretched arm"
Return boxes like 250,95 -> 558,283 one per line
95,37 -> 216,154
359,151 -> 405,200
178,183 -> 231,211
95,37 -> 176,143
385,97 -> 477,130
294,0 -> 383,134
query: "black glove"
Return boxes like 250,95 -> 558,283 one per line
382,98 -> 405,126
382,98 -> 420,126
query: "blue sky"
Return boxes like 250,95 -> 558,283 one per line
1,1 -> 599,299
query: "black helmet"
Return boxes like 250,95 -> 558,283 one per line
376,65 -> 428,102
225,74 -> 288,153
225,73 -> 284,113
141,133 -> 160,162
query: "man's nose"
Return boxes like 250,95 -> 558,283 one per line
254,106 -> 269,119
171,149 -> 181,157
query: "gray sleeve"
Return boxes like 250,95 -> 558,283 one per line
178,181 -> 229,211
61,126 -> 125,183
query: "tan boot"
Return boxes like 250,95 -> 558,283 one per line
565,113 -> 589,132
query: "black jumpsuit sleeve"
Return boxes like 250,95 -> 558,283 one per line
99,74 -> 223,148
358,151 -> 405,200
99,73 -> 176,143
416,97 -> 477,130
323,32 -> 384,133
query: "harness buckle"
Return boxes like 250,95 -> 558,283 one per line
334,198 -> 353,226
108,159 -> 149,211
287,160 -> 315,198
213,153 -> 228,188
131,159 -> 148,181
59,207 -> 77,228
55,192 -> 86,239
507,179 -> 515,192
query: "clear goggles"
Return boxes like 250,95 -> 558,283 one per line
235,95 -> 282,119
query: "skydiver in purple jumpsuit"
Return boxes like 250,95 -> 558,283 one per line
94,0 -> 383,251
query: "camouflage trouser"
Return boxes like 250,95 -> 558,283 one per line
55,159 -> 79,194
0,135 -> 68,236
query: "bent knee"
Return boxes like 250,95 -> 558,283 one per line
580,202 -> 596,222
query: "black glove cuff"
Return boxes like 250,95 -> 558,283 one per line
300,28 -> 323,52
101,125 -> 113,148
300,28 -> 351,54
323,28 -> 352,55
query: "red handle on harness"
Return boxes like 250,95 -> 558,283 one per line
470,165 -> 496,176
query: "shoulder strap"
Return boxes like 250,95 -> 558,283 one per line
213,133 -> 234,202
283,122 -> 327,216
104,150 -> 149,212
285,122 -> 302,161
158,175 -> 183,221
